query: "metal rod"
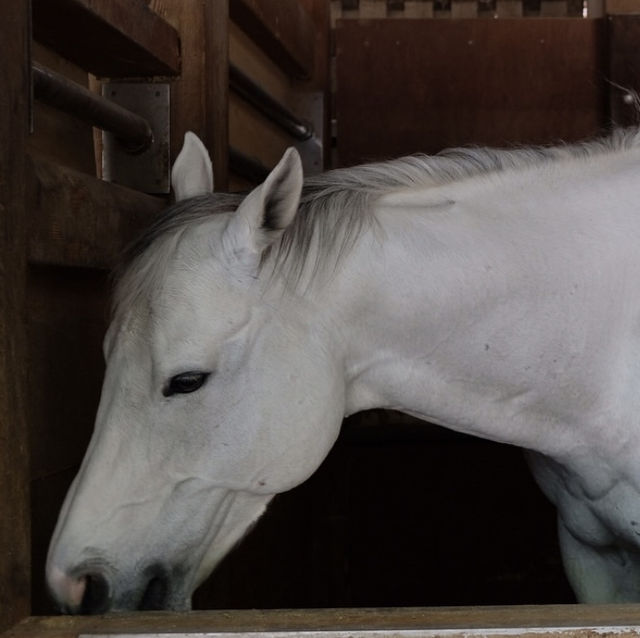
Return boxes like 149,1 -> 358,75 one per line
229,64 -> 313,141
32,63 -> 153,153
229,147 -> 271,184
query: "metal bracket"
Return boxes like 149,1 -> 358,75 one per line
292,91 -> 324,175
102,82 -> 170,194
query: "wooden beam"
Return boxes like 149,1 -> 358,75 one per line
0,0 -> 31,631
230,0 -> 315,80
298,0 -> 332,168
335,19 -> 606,165
32,0 -> 180,77
8,605 -> 640,637
27,156 -> 166,270
205,0 -> 231,191
150,0 -> 230,191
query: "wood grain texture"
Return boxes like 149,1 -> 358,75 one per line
230,0 -> 316,80
27,155 -> 165,270
151,0 -> 230,190
336,19 -> 607,166
29,43 -> 96,175
32,0 -> 180,77
7,605 -> 640,637
205,0 -> 231,190
0,1 -> 31,630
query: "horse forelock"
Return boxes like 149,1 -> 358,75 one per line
112,127 -> 640,318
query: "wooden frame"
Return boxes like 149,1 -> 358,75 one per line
4,0 -> 640,635
0,1 -> 31,630
0,0 -> 327,632
6,606 -> 640,637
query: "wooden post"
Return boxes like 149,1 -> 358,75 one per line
495,0 -> 524,15
608,15 -> 640,128
150,0 -> 230,191
403,1 -> 435,17
0,0 -> 31,630
205,0 -> 230,191
451,0 -> 479,16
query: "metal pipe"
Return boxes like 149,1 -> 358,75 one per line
32,63 -> 153,153
229,147 -> 271,184
229,64 -> 313,142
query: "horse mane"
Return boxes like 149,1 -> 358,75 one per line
113,127 -> 640,316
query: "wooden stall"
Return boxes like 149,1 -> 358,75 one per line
7,606 -> 640,638
4,0 -> 640,635
0,0 -> 327,631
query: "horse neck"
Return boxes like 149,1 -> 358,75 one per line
319,185 -> 601,457
329,204 -> 490,422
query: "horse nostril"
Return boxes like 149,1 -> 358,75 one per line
139,572 -> 169,610
79,572 -> 111,614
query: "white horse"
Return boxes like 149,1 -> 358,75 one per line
47,129 -> 640,612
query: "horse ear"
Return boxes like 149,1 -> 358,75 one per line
171,132 -> 214,201
224,147 -> 303,264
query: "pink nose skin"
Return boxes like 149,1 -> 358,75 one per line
47,565 -> 87,611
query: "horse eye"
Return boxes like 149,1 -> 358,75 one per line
163,372 -> 210,398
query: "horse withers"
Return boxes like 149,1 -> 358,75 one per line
48,130 -> 640,611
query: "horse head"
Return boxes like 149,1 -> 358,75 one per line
46,134 -> 346,612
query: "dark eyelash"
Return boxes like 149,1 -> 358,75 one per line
163,371 -> 210,398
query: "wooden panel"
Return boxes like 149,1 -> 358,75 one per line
27,268 -> 109,481
32,0 -> 180,77
150,0 -> 230,190
229,87 -> 293,178
27,155 -> 165,270
606,0 -> 640,12
228,18 -> 290,184
230,21 -> 295,111
0,1 -> 31,631
27,267 -> 110,615
205,0 -> 231,190
608,15 -> 640,128
335,19 -> 606,166
299,0 -> 332,168
29,44 -> 96,175
8,605 -> 640,637
230,0 -> 316,80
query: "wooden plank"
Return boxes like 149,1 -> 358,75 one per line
402,1 -> 435,16
150,0 -> 229,191
27,264 -> 112,615
298,0 -> 331,169
31,0 -> 180,77
335,19 -> 606,167
0,1 -> 31,631
7,605 -> 640,637
451,0 -> 479,16
539,0 -> 569,14
608,15 -> 640,127
27,155 -> 165,270
29,43 -> 96,175
606,0 -> 640,12
230,0 -> 316,80
495,0 -> 524,16
205,0 -> 231,190
358,0 -> 388,16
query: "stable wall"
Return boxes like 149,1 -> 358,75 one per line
4,1 -> 640,632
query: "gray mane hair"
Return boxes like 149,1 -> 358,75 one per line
113,127 -> 640,317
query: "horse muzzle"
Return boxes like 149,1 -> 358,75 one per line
47,561 -> 189,613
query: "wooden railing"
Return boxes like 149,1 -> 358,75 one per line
331,0 -> 640,20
